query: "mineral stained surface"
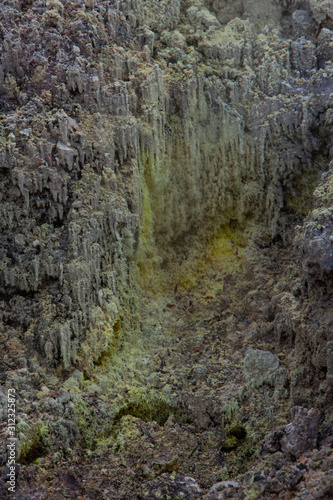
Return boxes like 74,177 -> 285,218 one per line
1,0 -> 333,498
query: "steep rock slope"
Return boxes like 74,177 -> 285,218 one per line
0,0 -> 333,498
0,0 -> 328,370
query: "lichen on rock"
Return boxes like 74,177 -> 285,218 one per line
1,0 -> 333,498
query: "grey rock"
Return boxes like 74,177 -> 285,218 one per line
300,220 -> 333,278
296,165 -> 333,282
144,473 -> 202,499
280,407 -> 320,458
56,141 -> 77,171
204,480 -> 240,499
317,28 -> 333,67
14,233 -> 25,246
292,10 -> 316,38
242,348 -> 279,386
291,39 -> 317,76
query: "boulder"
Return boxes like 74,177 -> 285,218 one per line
280,407 -> 320,458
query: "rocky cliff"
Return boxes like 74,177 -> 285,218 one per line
1,0 -> 333,498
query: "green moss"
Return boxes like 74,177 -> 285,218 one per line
219,401 -> 261,478
73,395 -> 89,431
17,420 -> 50,465
109,414 -> 142,452
94,317 -> 123,367
114,390 -> 181,426
72,394 -> 102,449
0,124 -> 15,152
222,423 -> 248,452
220,422 -> 260,478
3,75 -> 21,99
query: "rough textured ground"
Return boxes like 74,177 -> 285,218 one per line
1,0 -> 333,498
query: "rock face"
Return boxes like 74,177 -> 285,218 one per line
1,0 -> 333,498
0,0 -> 331,374
280,407 -> 321,459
